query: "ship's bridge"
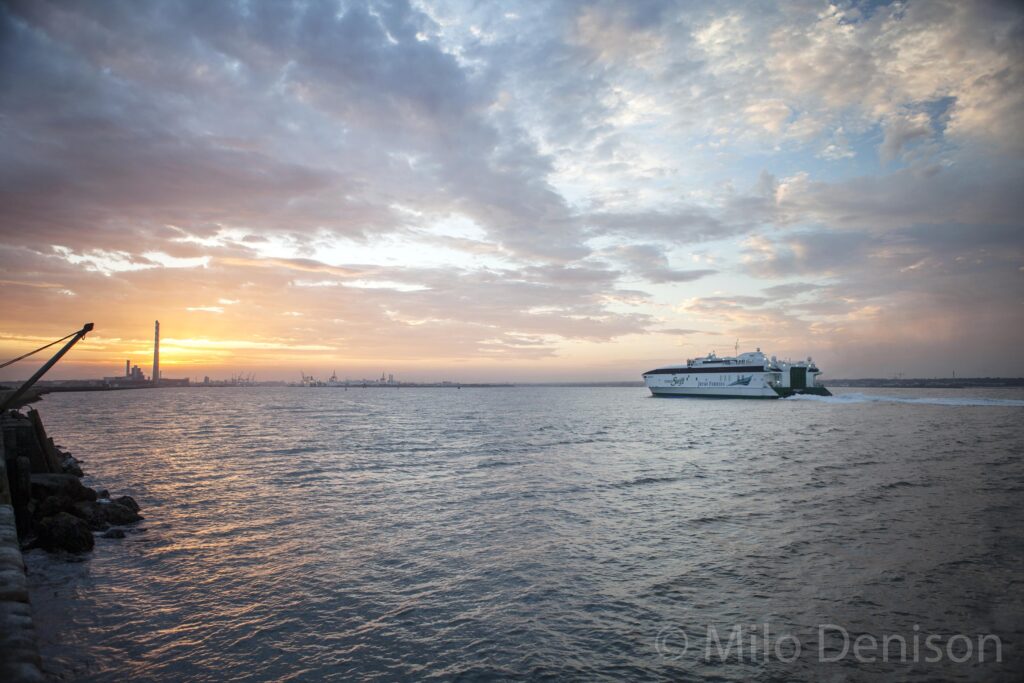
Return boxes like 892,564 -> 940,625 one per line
687,348 -> 770,369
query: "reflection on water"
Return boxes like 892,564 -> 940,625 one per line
24,387 -> 1024,681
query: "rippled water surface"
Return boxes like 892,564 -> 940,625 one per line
23,387 -> 1024,681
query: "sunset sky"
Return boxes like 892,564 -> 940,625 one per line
1,0 -> 1022,382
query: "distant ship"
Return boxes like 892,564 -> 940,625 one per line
643,348 -> 832,398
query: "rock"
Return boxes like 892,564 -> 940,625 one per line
113,495 -> 140,513
30,474 -> 97,503
71,501 -> 109,531
102,528 -> 126,539
67,499 -> 141,528
104,502 -> 142,525
11,456 -> 32,540
36,512 -> 94,553
63,459 -> 84,477
34,495 -> 74,519
3,415 -> 51,473
97,489 -> 110,500
29,409 -> 66,472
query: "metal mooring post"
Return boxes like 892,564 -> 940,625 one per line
0,322 -> 94,412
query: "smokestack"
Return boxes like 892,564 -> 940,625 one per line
126,359 -> 130,377
153,320 -> 160,385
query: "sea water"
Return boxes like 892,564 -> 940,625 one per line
23,386 -> 1024,681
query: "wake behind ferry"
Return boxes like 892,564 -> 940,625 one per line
643,348 -> 832,398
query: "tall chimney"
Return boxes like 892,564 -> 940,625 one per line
153,320 -> 160,385
126,359 -> 131,377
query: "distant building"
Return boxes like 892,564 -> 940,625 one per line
104,362 -> 147,386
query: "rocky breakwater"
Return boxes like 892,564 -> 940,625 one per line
2,408 -> 145,552
1,406 -> 145,681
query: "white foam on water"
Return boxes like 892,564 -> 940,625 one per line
783,392 -> 1024,407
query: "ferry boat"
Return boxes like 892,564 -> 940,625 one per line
642,348 -> 831,398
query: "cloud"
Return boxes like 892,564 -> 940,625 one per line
654,328 -> 706,335
760,282 -> 824,299
732,216 -> 1024,375
585,208 -> 733,242
0,0 -> 584,262
762,1 -> 1024,152
880,112 -> 933,164
742,231 -> 874,278
606,243 -> 717,283
0,0 -> 1021,379
744,99 -> 791,135
773,162 -> 1023,230
219,257 -> 364,279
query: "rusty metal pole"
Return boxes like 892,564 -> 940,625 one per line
0,323 -> 94,412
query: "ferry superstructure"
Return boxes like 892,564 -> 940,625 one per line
642,349 -> 831,398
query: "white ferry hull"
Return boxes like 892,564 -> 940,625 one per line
644,372 -> 780,399
647,384 -> 780,398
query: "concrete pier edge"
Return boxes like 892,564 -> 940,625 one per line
0,439 -> 45,682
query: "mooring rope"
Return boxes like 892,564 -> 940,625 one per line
0,331 -> 79,369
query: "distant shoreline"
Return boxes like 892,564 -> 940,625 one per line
824,378 -> 1024,389
3,378 -> 1024,394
